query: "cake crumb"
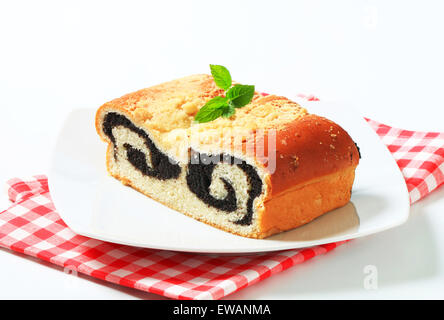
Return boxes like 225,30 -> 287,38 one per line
134,108 -> 153,121
291,155 -> 299,168
182,101 -> 199,115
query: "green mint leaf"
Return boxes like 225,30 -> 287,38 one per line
226,84 -> 255,108
210,64 -> 232,90
195,64 -> 255,123
194,96 -> 229,123
221,103 -> 235,118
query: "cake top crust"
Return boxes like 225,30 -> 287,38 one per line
101,74 -> 308,134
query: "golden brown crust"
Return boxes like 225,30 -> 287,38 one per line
264,114 -> 360,196
258,166 -> 357,237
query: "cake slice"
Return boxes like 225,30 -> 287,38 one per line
95,74 -> 360,239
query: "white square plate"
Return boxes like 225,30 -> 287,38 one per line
48,99 -> 410,253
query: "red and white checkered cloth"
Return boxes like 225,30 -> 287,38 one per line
365,119 -> 444,204
0,120 -> 443,300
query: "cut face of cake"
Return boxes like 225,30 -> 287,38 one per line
95,74 -> 360,238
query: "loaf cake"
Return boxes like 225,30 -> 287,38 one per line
95,74 -> 360,239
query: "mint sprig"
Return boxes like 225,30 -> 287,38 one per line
194,65 -> 255,123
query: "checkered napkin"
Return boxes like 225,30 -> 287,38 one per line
1,122 -> 443,300
365,119 -> 444,204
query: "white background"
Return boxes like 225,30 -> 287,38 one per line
0,0 -> 443,299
